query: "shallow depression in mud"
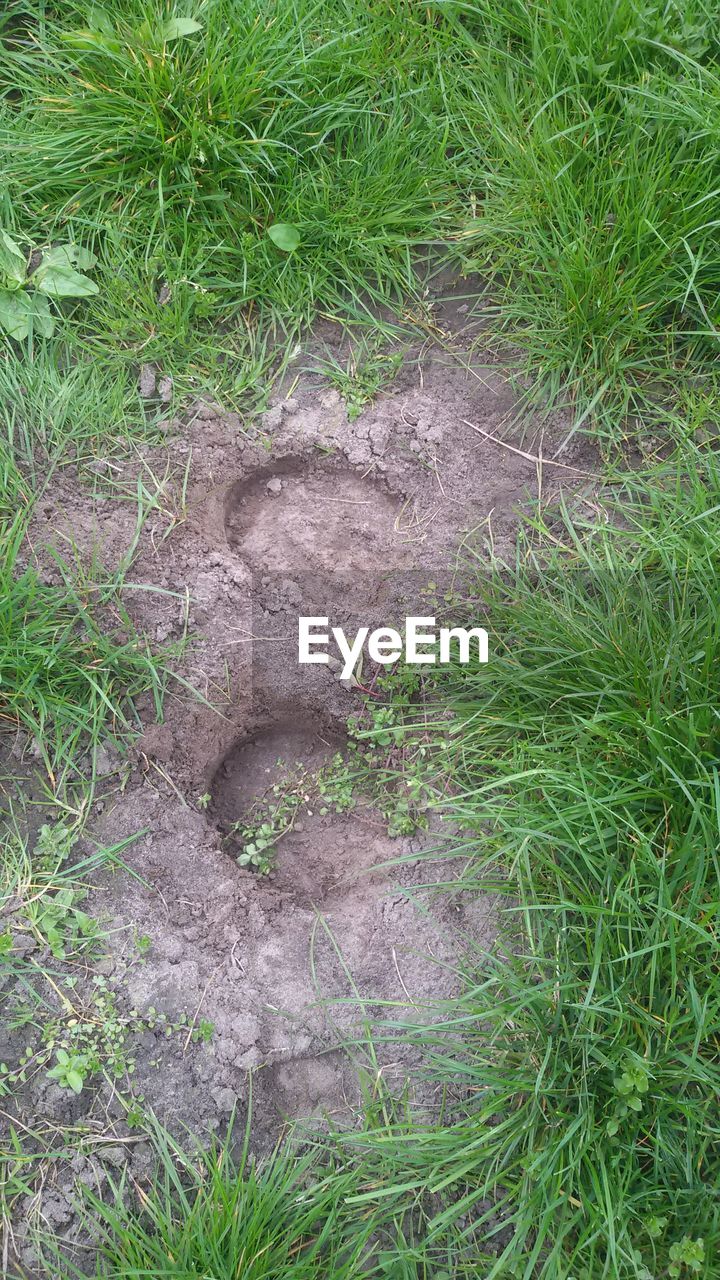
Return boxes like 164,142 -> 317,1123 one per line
211,718 -> 394,908
211,718 -> 344,821
224,458 -> 411,574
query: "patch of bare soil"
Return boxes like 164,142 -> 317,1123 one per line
3,309 -> 597,1265
225,461 -> 410,573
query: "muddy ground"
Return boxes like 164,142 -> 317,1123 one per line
1,295 -> 597,1269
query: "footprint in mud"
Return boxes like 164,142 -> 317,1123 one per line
209,719 -> 453,1047
212,719 -> 343,822
211,718 -> 391,908
224,460 -> 412,574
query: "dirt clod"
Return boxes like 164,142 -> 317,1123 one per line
139,363 -> 157,398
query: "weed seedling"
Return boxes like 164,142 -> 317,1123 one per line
46,1048 -> 88,1095
0,229 -> 98,340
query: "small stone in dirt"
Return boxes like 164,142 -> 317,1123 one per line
139,363 -> 157,399
263,405 -> 283,430
266,477 -> 283,496
98,1145 -> 129,1168
210,1085 -> 238,1116
158,375 -> 173,403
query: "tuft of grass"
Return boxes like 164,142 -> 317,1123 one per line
1,0 -> 463,326
48,1109 -> 396,1280
448,0 -> 720,432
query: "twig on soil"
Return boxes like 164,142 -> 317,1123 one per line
462,418 -> 598,476
141,755 -> 188,808
392,947 -> 418,1010
393,498 -> 442,544
230,938 -> 247,976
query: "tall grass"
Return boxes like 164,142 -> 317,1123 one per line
5,2 -> 720,423
448,0 -> 720,426
345,438 -> 720,1277
1,0 -> 463,324
43,1109 -> 437,1280
0,459 -> 170,791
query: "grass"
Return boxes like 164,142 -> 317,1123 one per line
35,1106 -> 454,1280
0,488 -> 172,794
0,0 -> 465,412
447,0 -> 720,432
342,436 -> 720,1277
3,2 -> 720,431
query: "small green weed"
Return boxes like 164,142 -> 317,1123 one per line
27,886 -> 99,960
0,228 -> 97,341
669,1238 -> 706,1277
606,1058 -> 650,1139
233,792 -> 300,874
0,980 -> 213,1099
45,1048 -> 87,1095
229,753 -> 357,874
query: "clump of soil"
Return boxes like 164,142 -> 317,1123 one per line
3,306 -> 597,1264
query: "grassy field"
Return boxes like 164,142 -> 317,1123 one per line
344,439 -> 720,1277
1,2 -> 719,1278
